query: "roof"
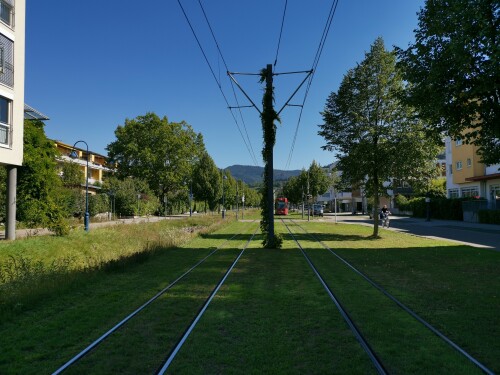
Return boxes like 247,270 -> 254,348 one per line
24,104 -> 50,120
465,173 -> 500,182
53,139 -> 109,159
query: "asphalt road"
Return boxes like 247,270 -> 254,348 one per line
323,213 -> 500,251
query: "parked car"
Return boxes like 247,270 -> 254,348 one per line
313,204 -> 324,216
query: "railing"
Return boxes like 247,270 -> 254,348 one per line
0,33 -> 14,87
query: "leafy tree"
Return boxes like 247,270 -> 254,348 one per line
282,175 -> 303,205
17,120 -> 68,234
281,163 -> 329,207
319,38 -> 441,237
106,113 -> 205,207
89,194 -> 110,217
192,152 -> 221,212
104,176 -> 158,217
60,161 -> 84,187
241,185 -> 261,208
413,177 -> 447,199
307,161 -> 329,200
396,0 -> 500,164
224,170 -> 238,208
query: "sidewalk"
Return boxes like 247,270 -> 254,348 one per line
322,213 -> 500,251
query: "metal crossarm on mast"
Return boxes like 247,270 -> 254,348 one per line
226,66 -> 321,248
277,70 -> 313,116
227,71 -> 262,115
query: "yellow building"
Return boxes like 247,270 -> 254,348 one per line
445,136 -> 500,207
53,140 -> 113,194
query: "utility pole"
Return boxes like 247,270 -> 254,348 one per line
227,66 -> 312,248
307,172 -> 310,222
263,64 -> 275,245
236,180 -> 239,220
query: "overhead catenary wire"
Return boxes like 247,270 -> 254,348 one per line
176,0 -> 259,166
197,0 -> 259,166
274,0 -> 288,68
284,0 -> 340,170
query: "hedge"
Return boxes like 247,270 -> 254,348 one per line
398,197 -> 463,221
478,210 -> 500,225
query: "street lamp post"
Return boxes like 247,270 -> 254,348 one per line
302,187 -> 304,219
236,181 -> 239,220
163,158 -> 170,217
222,172 -> 227,219
425,196 -> 431,221
328,172 -> 337,224
69,141 -> 90,232
189,181 -> 193,217
242,193 -> 245,220
159,184 -> 164,217
108,190 -> 115,221
307,173 -> 310,222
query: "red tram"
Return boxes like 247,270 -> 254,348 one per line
275,197 -> 289,215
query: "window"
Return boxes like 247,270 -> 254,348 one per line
467,158 -> 472,167
0,34 -> 13,87
456,161 -> 463,170
455,138 -> 462,146
448,164 -> 453,174
448,189 -> 459,199
461,187 -> 479,197
0,95 -> 11,145
491,185 -> 500,199
0,0 -> 13,27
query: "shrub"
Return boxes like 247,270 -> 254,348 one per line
478,210 -> 500,224
401,197 -> 463,220
394,194 -> 408,207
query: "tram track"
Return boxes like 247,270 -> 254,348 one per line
52,221 -> 259,374
156,226 -> 259,374
281,219 -> 388,374
282,218 -> 494,375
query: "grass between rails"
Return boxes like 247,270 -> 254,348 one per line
292,221 -> 500,373
66,226 -> 259,374
168,222 -> 375,375
0,215 -> 230,319
1,219 -> 498,374
0,218 -> 254,374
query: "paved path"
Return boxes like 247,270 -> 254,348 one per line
321,213 -> 500,251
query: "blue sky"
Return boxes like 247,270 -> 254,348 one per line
25,0 -> 424,171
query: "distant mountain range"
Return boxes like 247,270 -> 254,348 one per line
226,165 -> 302,186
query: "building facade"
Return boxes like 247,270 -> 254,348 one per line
0,0 -> 24,239
54,140 -> 113,194
445,136 -> 500,208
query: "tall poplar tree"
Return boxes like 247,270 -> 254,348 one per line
192,152 -> 221,212
319,38 -> 440,237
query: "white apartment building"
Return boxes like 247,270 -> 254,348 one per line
0,0 -> 25,239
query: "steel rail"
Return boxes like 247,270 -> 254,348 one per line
156,227 -> 259,374
282,219 -> 388,375
52,223 -> 257,375
290,219 -> 495,375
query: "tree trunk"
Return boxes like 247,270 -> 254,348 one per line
373,172 -> 380,237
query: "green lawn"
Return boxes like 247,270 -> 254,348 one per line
0,219 -> 498,374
